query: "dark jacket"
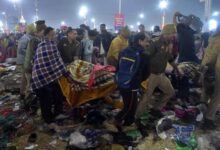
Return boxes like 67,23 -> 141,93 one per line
58,38 -> 81,64
119,45 -> 151,89
94,31 -> 113,54
177,23 -> 199,63
148,37 -> 175,74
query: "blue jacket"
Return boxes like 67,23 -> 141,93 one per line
118,45 -> 151,89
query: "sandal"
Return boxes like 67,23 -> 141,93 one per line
27,133 -> 37,143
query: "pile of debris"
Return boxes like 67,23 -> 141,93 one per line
1,63 -> 220,150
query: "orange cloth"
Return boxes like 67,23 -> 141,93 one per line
141,79 -> 149,91
59,76 -> 117,108
103,96 -> 124,109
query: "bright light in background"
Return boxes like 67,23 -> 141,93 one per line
139,13 -> 144,19
130,25 -> 134,29
137,22 -> 141,26
212,11 -> 219,16
159,0 -> 168,9
19,15 -> 25,24
9,0 -> 20,2
33,15 -> 39,22
91,18 -> 95,23
0,21 -> 3,27
91,18 -> 96,29
79,6 -> 88,18
61,21 -> 66,26
209,19 -> 218,31
9,0 -> 21,9
151,26 -> 154,31
2,12 -> 6,15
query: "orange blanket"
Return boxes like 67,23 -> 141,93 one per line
59,76 -> 117,108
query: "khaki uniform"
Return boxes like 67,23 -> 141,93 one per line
23,37 -> 40,73
136,37 -> 175,117
202,34 -> 220,120
58,38 -> 81,64
23,37 -> 40,97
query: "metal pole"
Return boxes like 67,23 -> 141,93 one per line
20,7 -> 23,23
2,13 -> 8,30
13,2 -> 16,9
20,7 -> 22,18
5,14 -> 8,29
84,16 -> 87,25
208,0 -> 212,18
162,10 -> 165,28
93,22 -> 96,29
204,0 -> 212,20
119,0 -> 122,14
34,0 -> 39,21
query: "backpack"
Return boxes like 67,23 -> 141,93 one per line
115,47 -> 142,89
178,14 -> 203,32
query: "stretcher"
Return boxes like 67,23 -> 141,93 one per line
58,60 -> 119,108
59,76 -> 117,108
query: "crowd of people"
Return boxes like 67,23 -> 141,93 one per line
0,33 -> 19,63
1,11 -> 220,133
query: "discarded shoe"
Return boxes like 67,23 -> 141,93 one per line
111,144 -> 125,150
24,144 -> 38,150
86,110 -> 106,127
27,133 -> 37,143
122,123 -> 137,132
47,123 -> 61,133
55,114 -> 69,120
126,130 -> 143,143
112,132 -> 133,146
103,121 -> 118,132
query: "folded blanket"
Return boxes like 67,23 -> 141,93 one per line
67,60 -> 116,91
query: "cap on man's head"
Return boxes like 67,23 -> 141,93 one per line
26,23 -> 36,34
66,27 -> 75,34
162,24 -> 176,35
35,20 -> 47,32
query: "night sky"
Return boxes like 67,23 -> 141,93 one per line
0,0 -> 220,30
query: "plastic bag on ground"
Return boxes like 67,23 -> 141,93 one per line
69,132 -> 87,149
156,114 -> 176,139
173,124 -> 195,146
175,134 -> 197,150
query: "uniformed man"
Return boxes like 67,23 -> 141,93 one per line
201,23 -> 220,130
136,24 -> 179,118
23,20 -> 46,100
58,27 -> 81,64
